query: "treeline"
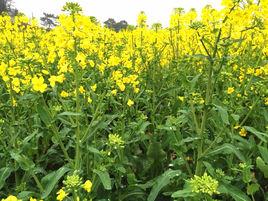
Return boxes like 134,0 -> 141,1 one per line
0,0 -> 164,32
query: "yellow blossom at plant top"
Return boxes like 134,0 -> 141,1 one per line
60,90 -> 69,98
91,84 -> 97,92
1,196 -> 21,201
127,99 -> 134,107
83,180 -> 93,193
239,127 -> 247,137
265,97 -> 268,105
79,86 -> 85,94
87,97 -> 92,104
227,87 -> 235,94
56,189 -> 68,201
189,173 -> 219,196
108,134 -> 125,149
32,76 -> 47,93
111,89 -> 117,96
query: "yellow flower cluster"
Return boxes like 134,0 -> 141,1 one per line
0,0 -> 266,109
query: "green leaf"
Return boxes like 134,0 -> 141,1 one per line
247,183 -> 260,195
218,183 -> 251,201
87,146 -> 100,155
10,151 -> 35,171
57,111 -> 83,116
203,161 -> 215,176
190,74 -> 202,90
0,167 -> 12,190
171,188 -> 194,198
18,191 -> 35,200
82,115 -> 118,143
258,145 -> 268,164
147,169 -> 181,201
214,104 -> 230,125
37,105 -> 52,126
93,169 -> 112,190
231,114 -> 240,122
244,126 -> 267,143
41,166 -> 70,199
256,157 -> 268,178
205,143 -> 245,161
147,142 -> 166,161
120,189 -> 146,200
136,121 -> 151,134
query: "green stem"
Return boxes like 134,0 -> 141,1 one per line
74,61 -> 81,170
32,173 -> 44,192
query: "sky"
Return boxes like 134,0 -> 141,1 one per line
13,0 -> 223,27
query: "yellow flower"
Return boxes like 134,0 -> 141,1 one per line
117,81 -> 125,92
2,195 -> 21,201
127,99 -> 134,107
111,89 -> 117,96
83,180 -> 93,193
30,197 -> 37,201
227,87 -> 234,94
239,127 -> 247,137
133,87 -> 140,93
178,96 -> 184,102
265,97 -> 268,105
60,91 -> 69,98
89,60 -> 95,67
91,84 -> 97,92
79,86 -> 85,94
75,52 -> 87,69
87,97 -> 92,104
137,11 -> 147,28
49,74 -> 65,87
32,76 -> 47,93
56,189 -> 68,201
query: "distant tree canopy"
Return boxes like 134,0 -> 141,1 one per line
104,18 -> 128,32
0,0 -> 18,16
40,13 -> 58,30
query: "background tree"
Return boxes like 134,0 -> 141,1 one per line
104,18 -> 116,29
114,20 -> 128,32
40,12 -> 58,30
0,0 -> 18,16
104,18 -> 128,32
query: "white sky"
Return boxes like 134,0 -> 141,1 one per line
13,0 -> 222,27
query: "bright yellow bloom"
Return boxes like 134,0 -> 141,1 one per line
76,52 -> 87,69
79,86 -> 85,94
137,11 -> 147,27
56,189 -> 68,201
29,197 -> 37,201
2,195 -> 21,201
178,96 -> 184,102
87,97 -> 92,104
111,89 -> 117,96
239,128 -> 247,137
89,60 -> 95,67
227,87 -> 234,94
127,99 -> 134,107
60,91 -> 69,98
91,84 -> 97,92
117,81 -> 125,92
32,76 -> 47,93
133,87 -> 140,94
265,97 -> 268,105
83,180 -> 93,193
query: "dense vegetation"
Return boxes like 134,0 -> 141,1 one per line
0,0 -> 267,200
